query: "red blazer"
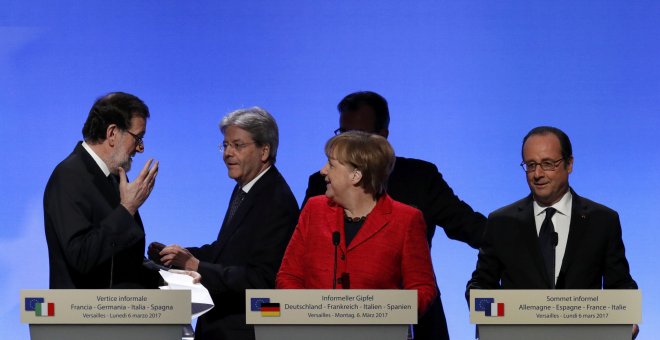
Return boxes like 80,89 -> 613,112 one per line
276,194 -> 437,314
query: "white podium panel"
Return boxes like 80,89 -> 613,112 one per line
247,289 -> 417,340
21,290 -> 190,340
469,289 -> 641,340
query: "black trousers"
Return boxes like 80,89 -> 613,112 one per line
413,289 -> 450,340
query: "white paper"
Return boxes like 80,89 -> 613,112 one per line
159,270 -> 214,319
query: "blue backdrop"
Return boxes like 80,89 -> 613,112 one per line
2,1 -> 658,338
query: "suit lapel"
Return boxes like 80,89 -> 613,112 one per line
517,196 -> 552,288
215,167 -> 276,252
325,201 -> 347,254
217,185 -> 240,241
346,196 -> 391,251
557,191 -> 588,286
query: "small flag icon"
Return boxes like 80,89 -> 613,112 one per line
260,302 -> 281,317
25,298 -> 44,311
35,302 -> 55,317
474,298 -> 504,317
489,302 -> 504,317
250,298 -> 270,312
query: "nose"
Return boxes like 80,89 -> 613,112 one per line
533,165 -> 545,178
222,146 -> 234,160
320,162 -> 330,175
136,143 -> 144,153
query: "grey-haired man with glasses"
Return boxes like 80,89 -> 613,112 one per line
467,126 -> 639,338
149,107 -> 299,340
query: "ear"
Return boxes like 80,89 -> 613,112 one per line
260,144 -> 270,162
106,124 -> 119,147
566,156 -> 574,174
350,169 -> 363,185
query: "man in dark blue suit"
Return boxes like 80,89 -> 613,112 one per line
467,126 -> 638,338
150,107 -> 299,340
304,91 -> 486,340
44,92 -> 160,289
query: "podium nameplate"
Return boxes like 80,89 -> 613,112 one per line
20,289 -> 190,324
470,289 -> 641,325
246,289 -> 417,325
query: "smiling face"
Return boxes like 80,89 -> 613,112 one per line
222,125 -> 270,186
522,133 -> 573,206
319,154 -> 357,205
109,116 -> 145,173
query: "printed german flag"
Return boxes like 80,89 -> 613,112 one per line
260,302 -> 280,317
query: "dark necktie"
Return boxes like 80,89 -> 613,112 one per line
227,188 -> 246,222
538,207 -> 557,288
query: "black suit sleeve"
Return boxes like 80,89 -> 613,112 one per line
602,212 -> 638,289
194,191 -> 299,294
465,213 -> 503,300
188,242 -> 218,262
420,164 -> 486,248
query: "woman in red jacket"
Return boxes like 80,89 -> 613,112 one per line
276,131 -> 437,315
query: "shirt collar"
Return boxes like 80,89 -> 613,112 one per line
240,166 -> 271,193
533,189 -> 572,217
82,141 -> 111,177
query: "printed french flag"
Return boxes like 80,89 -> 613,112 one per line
489,302 -> 504,317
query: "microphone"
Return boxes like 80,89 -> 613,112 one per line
552,232 -> 559,247
333,231 -> 341,246
332,231 -> 340,289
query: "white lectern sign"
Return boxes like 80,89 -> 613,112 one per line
470,289 -> 641,325
246,289 -> 417,325
20,289 -> 190,324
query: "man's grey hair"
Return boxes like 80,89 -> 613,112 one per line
220,107 -> 279,163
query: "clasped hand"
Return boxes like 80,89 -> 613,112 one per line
148,242 -> 200,271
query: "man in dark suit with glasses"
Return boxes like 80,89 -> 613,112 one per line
44,92 -> 160,289
467,126 -> 638,338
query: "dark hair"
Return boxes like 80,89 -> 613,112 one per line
324,131 -> 395,198
337,91 -> 390,132
82,92 -> 150,143
522,126 -> 573,161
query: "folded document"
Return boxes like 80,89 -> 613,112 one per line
159,270 -> 214,319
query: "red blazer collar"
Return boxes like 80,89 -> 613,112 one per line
326,194 -> 393,252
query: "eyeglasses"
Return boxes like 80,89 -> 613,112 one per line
520,159 -> 564,172
125,130 -> 144,148
219,141 -> 256,152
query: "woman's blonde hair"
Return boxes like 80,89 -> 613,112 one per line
324,131 -> 395,197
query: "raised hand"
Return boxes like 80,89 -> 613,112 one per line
119,159 -> 158,215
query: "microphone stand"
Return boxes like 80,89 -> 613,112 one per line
332,231 -> 340,289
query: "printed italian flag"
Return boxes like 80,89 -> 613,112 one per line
35,302 -> 55,317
